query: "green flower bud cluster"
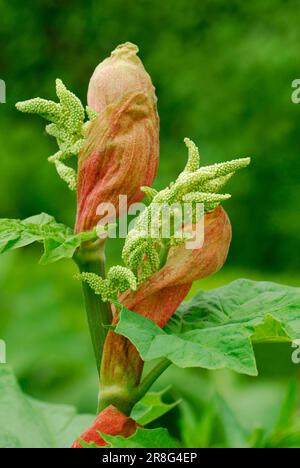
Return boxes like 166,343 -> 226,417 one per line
76,139 -> 250,300
16,79 -> 97,190
122,138 -> 250,283
77,266 -> 137,302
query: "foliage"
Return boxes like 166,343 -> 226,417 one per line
0,365 -> 179,448
0,213 -> 97,264
0,365 -> 93,448
99,428 -> 179,449
131,386 -> 181,425
115,280 -> 300,376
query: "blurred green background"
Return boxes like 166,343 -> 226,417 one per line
0,0 -> 300,447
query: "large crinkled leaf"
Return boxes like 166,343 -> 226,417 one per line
115,307 -> 258,376
100,428 -> 179,448
167,279 -> 300,342
0,365 -> 93,448
115,280 -> 300,376
131,386 -> 180,425
0,213 -> 96,264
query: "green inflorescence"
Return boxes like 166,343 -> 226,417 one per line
76,266 -> 137,302
77,138 -> 250,300
16,79 -> 97,190
122,138 -> 250,283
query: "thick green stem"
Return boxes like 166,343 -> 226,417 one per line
75,240 -> 112,374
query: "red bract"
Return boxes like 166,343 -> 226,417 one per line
76,42 -> 159,232
72,405 -> 137,448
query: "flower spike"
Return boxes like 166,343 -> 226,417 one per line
16,80 -> 97,190
76,267 -> 137,302
183,137 -> 200,173
122,138 -> 250,282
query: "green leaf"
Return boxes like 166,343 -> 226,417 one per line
253,380 -> 300,448
115,307 -> 258,376
0,213 -> 96,264
116,280 -> 300,376
179,400 -> 216,448
274,380 -> 298,432
39,235 -> 82,265
215,394 -> 247,448
131,386 -> 180,425
23,213 -> 56,225
0,214 -> 59,254
251,314 -> 291,343
168,279 -> 300,340
0,365 -> 93,448
0,231 -> 22,253
101,428 -> 179,448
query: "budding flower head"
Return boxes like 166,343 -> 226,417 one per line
75,42 -> 159,232
79,138 -> 250,328
123,138 -> 250,284
16,79 -> 94,191
76,266 -> 137,302
121,205 -> 232,327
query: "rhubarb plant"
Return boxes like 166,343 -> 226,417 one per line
0,42 -> 299,449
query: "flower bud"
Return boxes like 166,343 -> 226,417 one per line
76,43 -> 159,232
72,405 -> 137,448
